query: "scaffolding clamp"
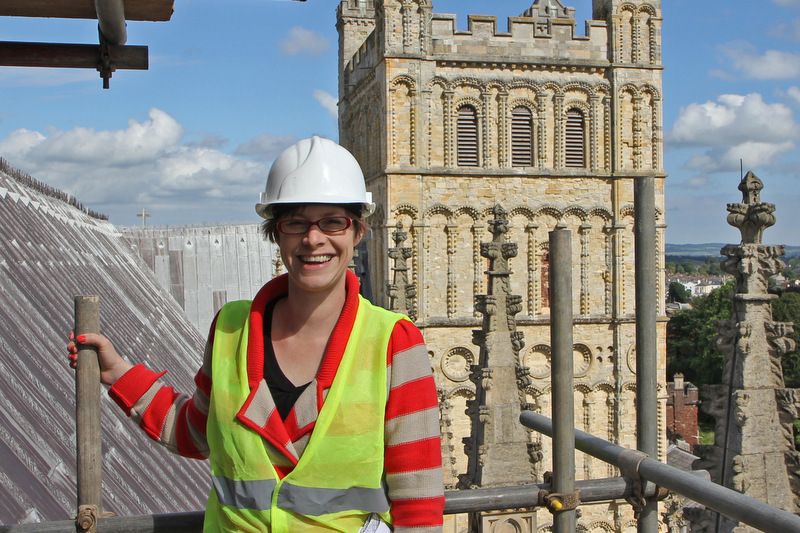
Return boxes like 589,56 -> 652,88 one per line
618,448 -> 669,517
538,472 -> 581,513
76,504 -> 98,533
97,32 -> 115,89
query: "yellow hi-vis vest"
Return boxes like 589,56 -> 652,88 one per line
204,295 -> 403,532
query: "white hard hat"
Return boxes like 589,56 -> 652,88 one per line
255,136 -> 375,220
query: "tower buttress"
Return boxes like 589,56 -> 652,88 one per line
592,0 -> 662,65
337,1 -> 376,103
374,0 -> 432,58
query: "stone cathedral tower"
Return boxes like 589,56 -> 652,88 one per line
337,1 -> 666,530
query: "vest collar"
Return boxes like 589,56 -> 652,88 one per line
236,270 -> 362,464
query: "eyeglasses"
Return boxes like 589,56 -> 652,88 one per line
276,216 -> 353,235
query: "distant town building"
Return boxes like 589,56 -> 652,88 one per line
666,373 -> 700,450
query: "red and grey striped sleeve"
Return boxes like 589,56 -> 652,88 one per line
107,324 -> 216,460
384,319 -> 445,532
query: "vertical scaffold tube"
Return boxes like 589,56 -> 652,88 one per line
634,176 -> 658,533
549,229 -> 576,533
95,0 -> 127,45
75,296 -> 102,532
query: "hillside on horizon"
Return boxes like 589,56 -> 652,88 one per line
666,243 -> 800,257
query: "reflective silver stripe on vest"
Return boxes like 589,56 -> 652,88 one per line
212,475 -> 277,511
277,482 -> 390,517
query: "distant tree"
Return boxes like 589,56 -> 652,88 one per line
674,264 -> 685,274
681,262 -> 696,275
666,281 -> 735,386
668,283 -> 800,388
782,267 -> 799,281
772,292 -> 800,388
705,257 -> 723,276
666,261 -> 677,273
668,281 -> 690,303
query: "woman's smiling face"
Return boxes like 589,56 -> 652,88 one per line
277,204 -> 364,297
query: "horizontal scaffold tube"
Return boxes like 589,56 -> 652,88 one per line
0,477 -> 663,533
520,410 -> 800,533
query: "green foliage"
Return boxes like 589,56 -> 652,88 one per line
666,281 -> 735,386
772,292 -> 800,388
668,281 -> 690,303
782,267 -> 799,281
667,284 -> 800,389
699,415 -> 716,446
665,254 -> 725,273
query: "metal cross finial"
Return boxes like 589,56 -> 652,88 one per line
137,208 -> 151,229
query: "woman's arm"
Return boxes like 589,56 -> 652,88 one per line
67,322 -> 216,460
384,319 -> 445,532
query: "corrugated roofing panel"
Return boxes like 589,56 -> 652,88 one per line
0,168 -> 209,526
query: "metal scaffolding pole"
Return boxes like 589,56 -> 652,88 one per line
520,411 -> 800,533
549,229 -> 577,532
74,296 -> 102,533
0,478 -> 668,533
94,0 -> 127,45
634,176 -> 658,533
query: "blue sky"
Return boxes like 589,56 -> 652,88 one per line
1,0 -> 799,245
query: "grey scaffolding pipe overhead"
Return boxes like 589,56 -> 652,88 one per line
0,0 -> 156,88
94,0 -> 130,87
0,0 -> 311,87
95,0 -> 128,46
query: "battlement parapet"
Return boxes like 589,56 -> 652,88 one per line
429,14 -> 609,63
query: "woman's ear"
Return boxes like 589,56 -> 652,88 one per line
353,219 -> 366,247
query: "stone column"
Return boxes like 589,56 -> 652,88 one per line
579,223 -> 592,316
458,205 -> 535,530
387,221 -> 416,319
445,222 -> 458,318
701,172 -> 798,532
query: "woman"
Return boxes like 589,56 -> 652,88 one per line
68,136 -> 445,532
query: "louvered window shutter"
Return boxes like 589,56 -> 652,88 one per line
565,110 -> 586,168
511,106 -> 533,167
457,105 -> 479,167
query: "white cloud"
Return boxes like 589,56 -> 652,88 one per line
684,141 -> 796,173
0,108 -> 271,224
235,133 -> 297,160
718,42 -> 800,79
31,108 -> 183,166
685,176 -> 710,189
667,93 -> 800,173
313,90 -> 338,119
784,86 -> 800,106
279,26 -> 329,57
0,67 -> 96,88
668,93 -> 800,146
771,19 -> 800,41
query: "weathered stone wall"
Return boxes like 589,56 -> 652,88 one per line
339,1 -> 666,531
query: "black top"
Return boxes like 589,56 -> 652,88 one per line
262,298 -> 311,421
